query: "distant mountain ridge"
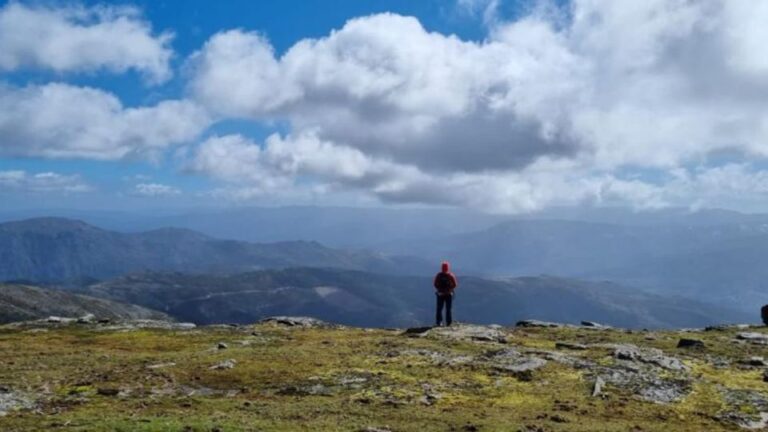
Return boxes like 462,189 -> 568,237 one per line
78,268 -> 747,329
377,218 -> 768,313
0,217 -> 430,283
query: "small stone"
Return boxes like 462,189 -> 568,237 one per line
550,415 -> 569,423
209,359 -> 236,370
217,342 -> 228,350
592,376 -> 605,397
677,338 -> 705,349
146,362 -> 176,370
556,342 -> 587,350
746,357 -> 767,367
96,387 -> 119,396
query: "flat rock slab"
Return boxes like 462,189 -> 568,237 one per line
590,362 -> 691,404
585,344 -> 693,404
209,359 -> 237,370
396,349 -> 475,367
98,320 -> 196,331
611,344 -> 689,371
556,342 -> 588,350
719,389 -> 768,429
516,320 -> 566,328
260,316 -> 333,328
484,348 -> 547,380
429,325 -> 508,343
705,324 -> 752,332
736,332 -> 768,345
581,321 -> 613,329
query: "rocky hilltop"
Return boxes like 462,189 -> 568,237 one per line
1,317 -> 767,431
0,284 -> 170,324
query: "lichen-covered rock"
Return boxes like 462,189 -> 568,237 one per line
260,316 -> 333,328
555,341 -> 587,350
0,388 -> 34,416
718,388 -> 768,429
395,349 -> 475,367
611,344 -> 688,371
484,348 -> 547,381
736,332 -> 768,345
209,359 -> 236,370
429,324 -> 508,343
516,320 -> 565,328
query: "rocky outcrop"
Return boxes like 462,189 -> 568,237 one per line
0,283 -> 170,324
259,316 -> 335,328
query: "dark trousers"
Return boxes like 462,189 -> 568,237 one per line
435,293 -> 453,326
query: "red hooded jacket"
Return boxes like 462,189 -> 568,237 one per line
434,261 -> 458,295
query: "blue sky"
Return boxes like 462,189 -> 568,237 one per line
3,0 -> 768,213
0,0 -> 496,210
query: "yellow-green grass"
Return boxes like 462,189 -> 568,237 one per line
0,323 -> 765,431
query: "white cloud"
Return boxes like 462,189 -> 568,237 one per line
0,2 -> 173,83
0,82 -> 210,160
131,183 -> 181,197
184,3 -> 768,212
0,170 -> 92,193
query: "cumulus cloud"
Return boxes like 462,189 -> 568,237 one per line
185,2 -> 768,212
131,183 -> 181,197
187,133 -> 665,212
0,82 -> 210,160
0,2 -> 173,83
0,170 -> 92,193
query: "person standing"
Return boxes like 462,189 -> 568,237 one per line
433,261 -> 458,326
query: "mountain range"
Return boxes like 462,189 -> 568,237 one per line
75,268 -> 745,329
0,217 -> 429,283
376,218 -> 768,313
0,213 -> 765,327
